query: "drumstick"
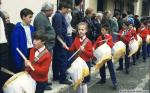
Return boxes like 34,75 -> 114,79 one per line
97,38 -> 111,43
68,39 -> 88,61
112,32 -> 119,35
1,67 -> 15,76
16,48 -> 35,71
68,49 -> 80,61
57,36 -> 68,48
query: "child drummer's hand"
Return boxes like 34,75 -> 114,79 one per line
63,44 -> 69,50
25,60 -> 31,67
80,46 -> 85,52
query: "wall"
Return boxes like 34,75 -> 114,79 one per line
1,0 -> 57,24
89,0 -> 97,12
134,0 -> 142,16
105,0 -> 115,14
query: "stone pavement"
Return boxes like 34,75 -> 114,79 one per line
44,57 -> 150,93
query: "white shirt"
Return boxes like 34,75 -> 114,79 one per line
80,36 -> 86,42
35,46 -> 46,57
65,12 -> 73,36
21,23 -> 33,48
0,17 -> 7,44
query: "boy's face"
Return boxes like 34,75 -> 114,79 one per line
78,25 -> 87,38
140,23 -> 145,28
33,39 -> 44,49
128,24 -> 133,29
122,23 -> 128,29
22,14 -> 33,25
62,7 -> 69,15
101,28 -> 107,35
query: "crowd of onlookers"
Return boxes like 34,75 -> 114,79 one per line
0,0 -> 150,93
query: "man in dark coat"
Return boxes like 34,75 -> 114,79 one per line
52,2 -> 71,84
34,2 -> 56,52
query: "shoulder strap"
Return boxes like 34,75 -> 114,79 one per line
32,49 -> 48,64
81,38 -> 89,47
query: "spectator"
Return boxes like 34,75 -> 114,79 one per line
101,10 -> 112,33
10,8 -> 35,72
52,2 -> 72,84
34,1 -> 56,52
83,8 -> 96,42
71,0 -> 84,40
134,15 -> 140,30
111,12 -> 119,41
0,0 -> 9,92
92,12 -> 103,40
2,11 -> 15,72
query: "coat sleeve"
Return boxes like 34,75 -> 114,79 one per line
52,14 -> 64,39
11,27 -> 22,68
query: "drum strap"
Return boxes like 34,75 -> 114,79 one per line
101,35 -> 106,44
32,49 -> 48,64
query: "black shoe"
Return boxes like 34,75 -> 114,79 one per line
132,62 -> 136,65
112,84 -> 117,90
97,80 -> 106,84
116,67 -> 123,71
59,80 -> 72,85
47,82 -> 52,86
45,86 -> 52,90
143,59 -> 146,62
0,89 -> 3,93
125,69 -> 129,74
53,77 -> 59,81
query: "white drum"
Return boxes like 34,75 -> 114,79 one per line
137,34 -> 142,47
112,41 -> 126,63
3,71 -> 36,93
146,35 -> 150,44
128,39 -> 139,57
93,43 -> 112,70
67,57 -> 89,90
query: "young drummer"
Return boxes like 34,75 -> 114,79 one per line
137,22 -> 149,62
128,23 -> 137,65
64,22 -> 93,93
25,31 -> 52,93
147,23 -> 150,57
93,24 -> 117,90
116,22 -> 133,74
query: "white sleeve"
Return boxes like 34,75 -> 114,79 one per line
0,17 -> 7,43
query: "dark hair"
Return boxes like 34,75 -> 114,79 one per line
114,12 -> 120,17
85,8 -> 93,15
101,24 -> 110,32
58,2 -> 71,10
20,8 -> 33,19
33,31 -> 48,42
75,0 -> 82,6
77,22 -> 88,30
122,13 -> 127,18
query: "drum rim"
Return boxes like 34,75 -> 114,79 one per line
3,71 -> 28,89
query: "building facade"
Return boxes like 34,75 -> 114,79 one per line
1,0 -> 149,23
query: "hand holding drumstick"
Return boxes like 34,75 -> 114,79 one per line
16,48 -> 35,71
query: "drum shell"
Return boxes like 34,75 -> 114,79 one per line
3,71 -> 36,93
67,57 -> 89,90
112,41 -> 126,63
128,39 -> 139,57
146,35 -> 150,44
93,43 -> 112,70
137,34 -> 142,47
